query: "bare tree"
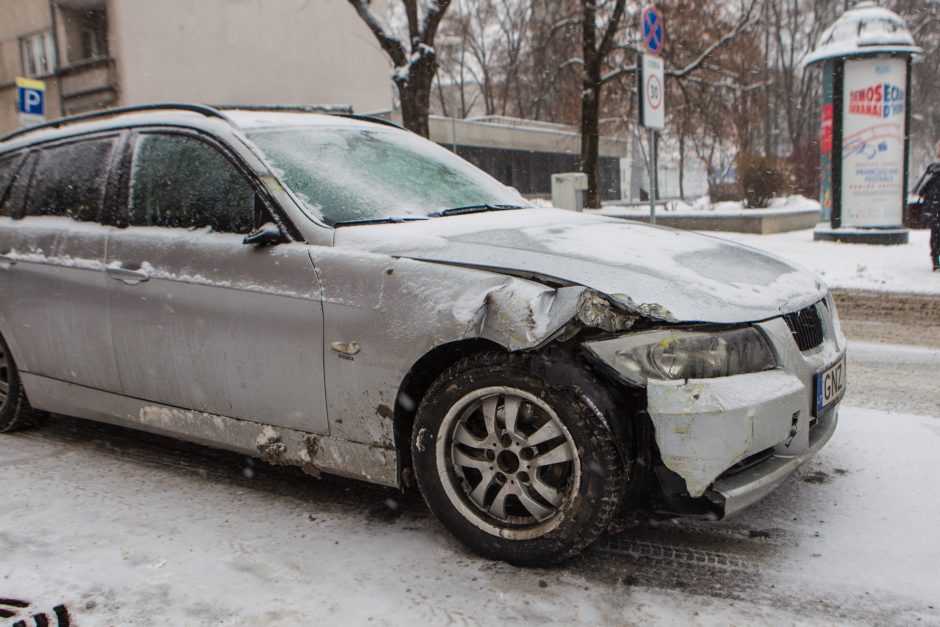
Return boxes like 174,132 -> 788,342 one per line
577,0 -> 628,209
347,0 -> 452,137
574,0 -> 757,208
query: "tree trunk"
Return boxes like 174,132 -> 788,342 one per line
678,132 -> 686,200
397,57 -> 438,138
581,77 -> 601,209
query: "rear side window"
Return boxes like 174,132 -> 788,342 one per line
0,155 -> 22,215
128,134 -> 255,234
25,137 -> 118,221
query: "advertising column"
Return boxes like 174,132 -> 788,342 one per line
840,57 -> 907,228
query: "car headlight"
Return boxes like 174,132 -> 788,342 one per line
584,327 -> 776,386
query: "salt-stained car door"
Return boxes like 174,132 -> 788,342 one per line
105,132 -> 328,434
0,138 -> 121,393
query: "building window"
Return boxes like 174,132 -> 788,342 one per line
20,31 -> 57,78
80,29 -> 100,60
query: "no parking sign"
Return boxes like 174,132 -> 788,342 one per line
641,5 -> 665,56
638,6 -> 665,130
16,77 -> 46,128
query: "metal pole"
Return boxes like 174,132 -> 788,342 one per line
451,86 -> 458,153
47,0 -> 65,116
648,128 -> 657,225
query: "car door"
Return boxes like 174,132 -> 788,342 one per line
0,135 -> 122,392
106,130 -> 328,434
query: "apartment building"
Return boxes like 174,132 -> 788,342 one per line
0,0 -> 393,134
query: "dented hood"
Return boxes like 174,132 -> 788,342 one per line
333,209 -> 826,323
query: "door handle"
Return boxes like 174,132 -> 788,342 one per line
0,254 -> 17,268
107,264 -> 150,285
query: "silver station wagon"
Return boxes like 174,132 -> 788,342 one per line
0,105 -> 846,565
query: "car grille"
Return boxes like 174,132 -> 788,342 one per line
783,304 -> 824,351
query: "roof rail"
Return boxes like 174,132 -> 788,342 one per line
0,103 -> 232,143
212,104 -> 354,114
212,105 -> 403,130
332,113 -> 404,130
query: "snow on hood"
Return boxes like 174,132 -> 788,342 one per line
333,209 -> 826,324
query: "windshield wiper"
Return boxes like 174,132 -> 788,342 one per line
332,216 -> 430,227
428,204 -> 528,217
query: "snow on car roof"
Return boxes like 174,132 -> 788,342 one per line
225,110 -> 392,131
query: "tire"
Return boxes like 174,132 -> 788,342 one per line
411,351 -> 625,566
0,334 -> 41,433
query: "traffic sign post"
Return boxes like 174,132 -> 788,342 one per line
16,77 -> 46,129
639,6 -> 665,224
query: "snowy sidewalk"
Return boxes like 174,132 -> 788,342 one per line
706,227 -> 939,295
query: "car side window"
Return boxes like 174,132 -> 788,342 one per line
24,137 -> 118,221
128,134 -> 255,234
0,154 -> 22,216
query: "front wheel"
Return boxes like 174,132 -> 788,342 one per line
412,352 -> 625,566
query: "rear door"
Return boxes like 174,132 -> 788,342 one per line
0,135 -> 122,392
106,130 -> 328,433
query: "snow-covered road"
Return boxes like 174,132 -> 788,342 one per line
1,337 -> 938,625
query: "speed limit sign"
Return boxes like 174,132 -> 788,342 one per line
639,53 -> 664,130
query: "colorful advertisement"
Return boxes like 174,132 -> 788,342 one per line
840,57 -> 906,227
819,64 -> 834,221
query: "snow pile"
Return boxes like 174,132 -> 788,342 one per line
598,194 -> 821,217
710,227 -> 938,294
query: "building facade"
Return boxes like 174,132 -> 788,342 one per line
0,0 -> 393,134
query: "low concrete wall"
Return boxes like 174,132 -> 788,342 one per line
602,208 -> 821,234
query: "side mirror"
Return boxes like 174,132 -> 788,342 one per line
243,223 -> 286,247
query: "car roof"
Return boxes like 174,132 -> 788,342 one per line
0,104 -> 399,156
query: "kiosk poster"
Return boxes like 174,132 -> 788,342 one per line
819,63 -> 834,221
841,57 -> 906,227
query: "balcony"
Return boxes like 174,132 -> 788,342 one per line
59,56 -> 117,114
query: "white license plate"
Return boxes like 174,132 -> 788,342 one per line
815,354 -> 846,413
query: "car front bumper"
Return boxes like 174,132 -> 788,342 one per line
707,405 -> 838,517
643,299 -> 846,515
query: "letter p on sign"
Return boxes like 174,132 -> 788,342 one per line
16,77 -> 46,125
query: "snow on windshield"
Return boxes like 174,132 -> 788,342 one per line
247,126 -> 525,225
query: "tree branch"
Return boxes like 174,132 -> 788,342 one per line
421,0 -> 453,47
347,0 -> 408,67
600,64 -> 637,85
666,0 -> 758,80
597,0 -> 627,59
680,75 -> 768,93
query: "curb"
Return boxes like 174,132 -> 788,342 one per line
830,288 -> 940,324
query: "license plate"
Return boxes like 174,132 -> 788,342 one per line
815,354 -> 846,414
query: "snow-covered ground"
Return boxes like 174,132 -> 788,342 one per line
599,194 -> 822,217
1,336 -> 938,625
708,227 -> 938,295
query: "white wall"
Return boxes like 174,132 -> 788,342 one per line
109,0 -> 392,113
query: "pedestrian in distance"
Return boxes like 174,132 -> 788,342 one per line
914,140 -> 940,272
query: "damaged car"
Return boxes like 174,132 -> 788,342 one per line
0,105 -> 846,565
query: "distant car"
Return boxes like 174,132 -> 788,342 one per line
0,105 -> 846,565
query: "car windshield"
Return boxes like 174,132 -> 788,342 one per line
247,125 -> 528,226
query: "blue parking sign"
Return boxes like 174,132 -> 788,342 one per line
16,77 -> 46,118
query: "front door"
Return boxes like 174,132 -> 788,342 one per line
106,131 -> 328,433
